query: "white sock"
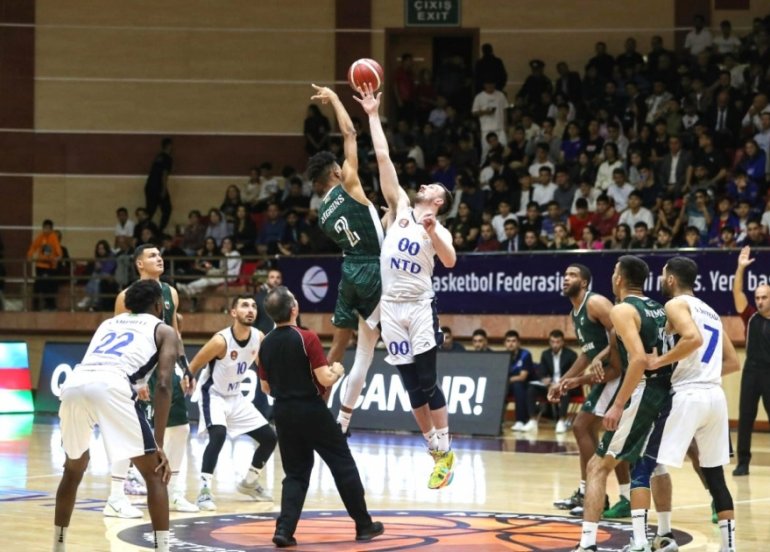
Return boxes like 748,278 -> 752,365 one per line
154,530 -> 170,552
579,521 -> 598,548
337,410 -> 352,433
435,427 -> 450,452
110,476 -> 126,499
631,509 -> 648,547
619,483 -> 631,501
657,511 -> 672,536
244,466 -> 261,485
718,519 -> 735,551
579,480 -> 586,495
423,428 -> 436,450
53,526 -> 67,552
168,472 -> 180,497
201,473 -> 213,490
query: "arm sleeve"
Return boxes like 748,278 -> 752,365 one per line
740,305 -> 756,328
302,329 -> 328,369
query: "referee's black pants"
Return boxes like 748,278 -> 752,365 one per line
273,397 -> 372,536
736,369 -> 770,465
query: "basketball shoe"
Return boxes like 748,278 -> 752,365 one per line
428,449 -> 455,489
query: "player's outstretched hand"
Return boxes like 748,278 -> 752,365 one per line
154,449 -> 171,484
547,383 -> 561,403
422,212 -> 436,233
738,246 -> 755,269
182,375 -> 196,396
603,404 -> 623,431
331,362 -> 345,378
311,84 -> 337,104
352,82 -> 382,115
589,358 -> 605,382
136,385 -> 150,402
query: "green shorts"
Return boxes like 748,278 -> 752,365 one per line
332,257 -> 382,329
146,369 -> 189,427
596,374 -> 671,463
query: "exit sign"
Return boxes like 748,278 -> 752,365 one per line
405,0 -> 461,27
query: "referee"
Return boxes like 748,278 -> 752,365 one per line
732,246 -> 770,476
257,286 -> 384,547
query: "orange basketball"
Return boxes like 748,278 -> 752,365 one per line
347,58 -> 384,92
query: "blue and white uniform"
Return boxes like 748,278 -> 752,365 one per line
59,313 -> 164,462
655,295 -> 730,468
380,206 -> 448,365
195,327 -> 268,437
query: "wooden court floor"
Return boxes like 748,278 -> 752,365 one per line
1,414 -> 768,551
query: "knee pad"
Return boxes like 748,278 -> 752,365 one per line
426,385 -> 447,410
207,425 -> 227,449
702,466 -> 734,513
414,348 -> 445,410
652,464 -> 668,477
631,455 -> 657,490
397,364 -> 428,409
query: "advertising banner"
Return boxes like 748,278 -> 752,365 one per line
36,342 -> 273,419
327,350 -> 509,436
279,250 -> 766,316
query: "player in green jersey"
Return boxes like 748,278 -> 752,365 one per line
549,264 -> 630,518
307,84 -> 385,435
574,256 -> 675,552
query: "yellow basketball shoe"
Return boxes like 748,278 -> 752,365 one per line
428,450 -> 455,489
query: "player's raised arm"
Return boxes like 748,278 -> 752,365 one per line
355,83 -> 408,214
311,84 -> 360,189
424,214 -> 456,268
187,334 -> 227,377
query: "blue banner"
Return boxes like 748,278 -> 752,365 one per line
278,250 -> 769,316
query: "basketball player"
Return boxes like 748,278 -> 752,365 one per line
308,84 -> 385,435
188,295 -> 277,510
647,257 -> 740,552
548,264 -> 630,518
574,256 -> 674,552
54,280 -> 177,552
105,244 -> 198,517
355,83 -> 456,489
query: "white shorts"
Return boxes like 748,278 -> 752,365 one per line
59,369 -> 156,463
655,386 -> 730,468
587,377 -> 621,418
199,391 -> 268,438
380,298 -> 440,365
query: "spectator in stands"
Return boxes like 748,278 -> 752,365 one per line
588,42 -> 614,80
491,200 -> 517,242
682,225 -> 704,248
474,43 -> 507,93
158,233 -> 189,281
606,168 -> 634,213
754,112 -> 770,166
280,177 -> 311,218
570,180 -> 600,214
552,167 -> 576,215
533,167 -> 557,209
605,223 -> 632,250
529,142 -> 555,178
449,202 -> 480,247
646,35 -> 674,75
278,210 -> 306,255
415,69 -> 437,126
256,202 -> 286,256
653,226 -> 675,249
232,204 -> 257,255
684,189 -> 713,240
177,236 -> 241,297
761,197 -> 770,236
204,208 -> 230,247
741,220 -> 768,247
513,172 -> 535,217
645,80 -> 674,124
257,162 -> 282,206
431,152 -> 458,192
555,61 -> 582,104
548,223 -> 577,250
560,122 -> 584,166
694,131 -> 729,187
475,223 -> 500,252
500,219 -> 520,252
684,14 -> 713,57
438,326 -> 465,352
523,329 -> 578,433
253,268 -> 283,334
654,196 -> 685,244
629,221 -> 654,249
505,329 -> 534,431
522,229 -> 547,251
27,219 -> 62,311
727,169 -> 761,211
517,59 -> 553,110
606,122 -> 629,161
714,19 -> 741,55
114,207 -> 134,248
112,235 -> 136,289
708,90 -> 742,149
472,80 -> 508,161
133,207 -> 160,246
738,140 -> 767,189
718,226 -> 739,249
76,239 -> 116,311
568,198 -> 592,241
242,167 -> 261,211
144,137 -> 173,232
519,201 -> 543,236
136,226 -> 159,247
628,152 -> 657,206
471,329 -> 491,352
304,104 -> 330,155
657,135 -> 692,197
590,193 -> 618,237
618,190 -> 654,228
742,93 -> 770,134
709,196 -> 740,245
393,53 -> 416,124
734,199 -> 753,241
579,224 -> 604,250
595,143 -> 623,191
220,185 -> 243,226
541,201 -> 566,242
181,210 -> 206,256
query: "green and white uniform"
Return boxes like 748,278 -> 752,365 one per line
597,295 -> 673,462
319,185 -> 384,329
572,291 -> 618,416
144,281 -> 188,427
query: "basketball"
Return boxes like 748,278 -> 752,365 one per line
347,58 -> 384,92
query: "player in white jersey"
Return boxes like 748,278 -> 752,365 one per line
355,83 -> 457,489
646,257 -> 741,552
188,294 -> 277,510
53,280 -> 178,552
